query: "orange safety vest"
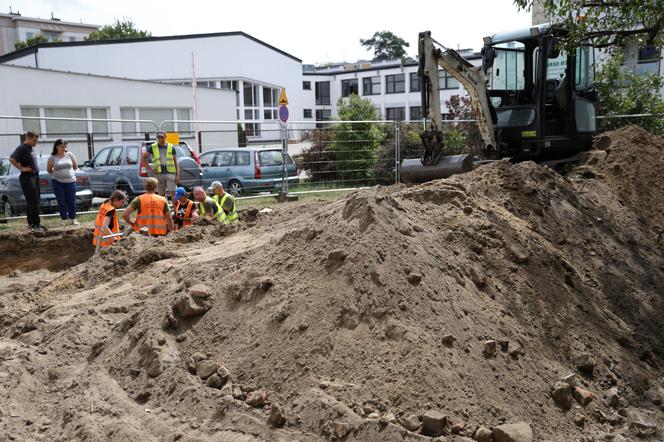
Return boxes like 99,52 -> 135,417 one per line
174,199 -> 194,230
93,202 -> 119,247
134,193 -> 168,235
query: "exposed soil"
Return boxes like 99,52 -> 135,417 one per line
0,127 -> 663,442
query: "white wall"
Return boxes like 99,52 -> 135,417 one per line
0,64 -> 237,160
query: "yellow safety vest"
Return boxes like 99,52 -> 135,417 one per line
213,193 -> 238,224
151,143 -> 176,174
199,197 -> 228,224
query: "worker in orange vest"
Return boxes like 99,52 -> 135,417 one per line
172,186 -> 198,230
122,177 -> 174,235
93,190 -> 127,248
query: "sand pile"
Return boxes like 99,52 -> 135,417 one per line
1,132 -> 664,441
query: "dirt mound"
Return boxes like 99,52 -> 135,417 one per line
572,125 -> 664,232
1,161 -> 663,441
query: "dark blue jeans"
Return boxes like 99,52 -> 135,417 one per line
52,179 -> 77,220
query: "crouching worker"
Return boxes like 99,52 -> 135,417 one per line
208,181 -> 238,224
193,186 -> 227,224
93,190 -> 127,248
123,177 -> 174,235
173,186 -> 198,230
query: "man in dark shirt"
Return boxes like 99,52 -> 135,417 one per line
9,131 -> 44,230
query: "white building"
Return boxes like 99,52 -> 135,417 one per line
0,64 -> 236,159
0,10 -> 98,55
301,52 -> 482,123
0,31 -> 304,145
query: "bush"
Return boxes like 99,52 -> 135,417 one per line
299,129 -> 336,183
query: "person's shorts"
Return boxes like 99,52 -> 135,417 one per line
155,173 -> 176,198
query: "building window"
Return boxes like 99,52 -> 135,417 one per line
315,109 -> 332,128
410,72 -> 421,92
244,109 -> 261,137
25,32 -> 34,39
69,36 -> 76,42
263,86 -> 279,120
315,81 -> 331,105
20,107 -> 40,134
385,107 -> 405,121
303,81 -> 311,90
120,107 -> 192,138
386,74 -> 405,94
20,106 -> 111,139
243,81 -> 260,106
438,70 -> 460,90
341,78 -> 359,97
409,106 -> 422,121
303,109 -> 313,119
362,76 -> 381,95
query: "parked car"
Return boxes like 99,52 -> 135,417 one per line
199,147 -> 298,197
0,156 -> 93,217
82,142 -> 202,197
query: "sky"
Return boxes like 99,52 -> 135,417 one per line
1,0 -> 532,63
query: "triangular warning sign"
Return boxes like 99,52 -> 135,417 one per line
278,88 -> 288,106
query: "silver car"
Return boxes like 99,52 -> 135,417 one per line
0,156 -> 93,217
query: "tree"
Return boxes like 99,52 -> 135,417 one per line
15,34 -> 50,50
86,18 -> 151,41
595,49 -> 664,135
513,1 -> 664,51
360,31 -> 410,62
331,95 -> 385,184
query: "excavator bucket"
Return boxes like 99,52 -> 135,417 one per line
400,154 -> 474,184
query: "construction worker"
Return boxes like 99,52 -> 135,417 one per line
173,186 -> 198,230
142,131 -> 179,205
208,181 -> 239,224
192,186 -> 228,224
93,190 -> 127,248
122,177 -> 174,235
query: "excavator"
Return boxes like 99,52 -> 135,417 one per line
401,24 -> 598,183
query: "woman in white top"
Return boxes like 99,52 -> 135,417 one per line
47,139 -> 79,225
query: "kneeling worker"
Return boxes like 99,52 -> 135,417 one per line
193,186 -> 227,224
93,190 -> 127,248
123,177 -> 174,235
173,186 -> 198,230
208,181 -> 238,224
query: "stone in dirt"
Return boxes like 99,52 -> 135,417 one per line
382,412 -> 397,424
474,426 -> 492,442
401,414 -> 420,432
451,421 -> 466,434
246,390 -> 267,407
407,272 -> 423,285
551,381 -> 573,410
508,244 -> 529,264
498,339 -> 509,352
421,410 -> 447,437
627,410 -> 659,438
492,422 -> 533,442
572,386 -> 593,406
644,389 -> 662,406
216,365 -> 230,382
196,360 -> 218,379
172,295 -> 211,318
573,414 -> 585,427
267,403 -> 286,428
605,387 -> 620,408
561,373 -> 576,387
574,353 -> 595,376
206,373 -> 223,389
189,283 -> 212,298
483,340 -> 497,356
442,334 -> 456,347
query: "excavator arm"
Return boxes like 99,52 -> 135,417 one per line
418,31 -> 497,163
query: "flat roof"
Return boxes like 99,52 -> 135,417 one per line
0,30 -> 302,64
0,12 -> 99,29
303,54 -> 481,76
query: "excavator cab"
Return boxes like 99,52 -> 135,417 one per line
400,26 -> 597,183
483,24 -> 597,159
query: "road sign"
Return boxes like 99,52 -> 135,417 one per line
165,132 -> 180,144
278,88 -> 288,106
278,105 -> 289,123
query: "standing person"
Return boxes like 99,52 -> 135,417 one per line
47,139 -> 79,225
208,181 -> 239,224
192,186 -> 228,224
122,177 -> 174,235
9,131 -> 44,230
93,190 -> 127,248
142,131 -> 179,205
172,186 -> 198,230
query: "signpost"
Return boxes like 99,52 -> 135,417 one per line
278,88 -> 289,201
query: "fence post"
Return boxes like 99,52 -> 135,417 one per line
280,122 -> 288,199
86,133 -> 94,161
144,132 -> 150,142
197,131 -> 203,153
394,123 -> 401,185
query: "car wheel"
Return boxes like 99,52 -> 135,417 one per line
228,180 -> 243,197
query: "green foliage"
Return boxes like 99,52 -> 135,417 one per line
514,0 -> 663,51
444,95 -> 481,157
595,49 -> 664,135
237,123 -> 247,147
14,34 -> 50,50
300,130 -> 336,183
86,19 -> 151,41
360,31 -> 410,62
332,95 -> 386,184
